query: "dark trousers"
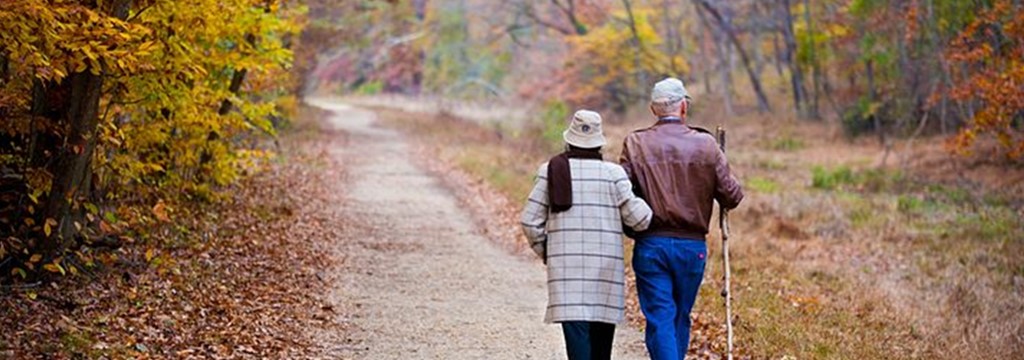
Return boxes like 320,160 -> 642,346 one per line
561,321 -> 616,360
633,237 -> 707,360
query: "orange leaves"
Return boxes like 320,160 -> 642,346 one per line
944,0 -> 1024,160
42,261 -> 65,275
152,201 -> 170,223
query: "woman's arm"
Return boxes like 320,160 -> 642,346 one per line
610,165 -> 653,231
520,163 -> 550,260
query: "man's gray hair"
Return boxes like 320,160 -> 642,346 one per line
650,77 -> 690,117
651,98 -> 686,117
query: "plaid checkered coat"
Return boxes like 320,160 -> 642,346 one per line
520,158 -> 653,324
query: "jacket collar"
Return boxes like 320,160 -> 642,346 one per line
655,116 -> 686,127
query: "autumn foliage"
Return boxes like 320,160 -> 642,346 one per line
945,0 -> 1024,159
0,0 -> 303,281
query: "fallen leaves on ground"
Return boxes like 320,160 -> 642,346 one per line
0,124 -> 346,359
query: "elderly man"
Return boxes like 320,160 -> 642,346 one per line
521,110 -> 653,360
619,78 -> 744,359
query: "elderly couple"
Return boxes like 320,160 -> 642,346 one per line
521,78 -> 744,360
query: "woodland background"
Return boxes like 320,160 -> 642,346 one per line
1,0 -> 1022,358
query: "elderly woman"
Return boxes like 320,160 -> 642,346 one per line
521,110 -> 653,360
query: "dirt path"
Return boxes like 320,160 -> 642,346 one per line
304,98 -> 648,359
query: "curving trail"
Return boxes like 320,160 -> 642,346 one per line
303,98 -> 648,359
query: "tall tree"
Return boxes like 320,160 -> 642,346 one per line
696,0 -> 772,113
38,0 -> 132,258
694,1 -> 734,116
778,0 -> 807,117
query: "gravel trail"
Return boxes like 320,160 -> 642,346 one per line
304,98 -> 647,360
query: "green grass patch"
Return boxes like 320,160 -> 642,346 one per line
753,158 -> 787,170
747,176 -> 781,193
926,184 -> 972,204
811,165 -> 855,190
951,207 -> 1020,241
897,194 -> 924,213
770,136 -> 805,151
811,166 -> 903,192
354,80 -> 383,95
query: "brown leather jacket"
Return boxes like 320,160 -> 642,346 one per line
619,119 -> 744,240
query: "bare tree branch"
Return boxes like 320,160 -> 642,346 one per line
696,0 -> 772,113
519,1 -> 575,35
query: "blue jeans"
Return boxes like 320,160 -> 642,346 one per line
561,321 -> 615,360
632,237 -> 707,360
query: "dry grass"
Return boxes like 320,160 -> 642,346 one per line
365,95 -> 1023,359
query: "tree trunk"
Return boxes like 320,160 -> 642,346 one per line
803,0 -> 821,119
779,0 -> 806,117
621,0 -> 648,92
752,25 -> 765,77
866,59 -> 886,146
0,53 -> 8,84
218,68 -> 249,115
697,0 -> 772,113
40,0 -> 131,260
695,2 -> 734,116
660,0 -> 685,75
414,0 -> 428,92
414,0 -> 428,20
41,71 -> 105,257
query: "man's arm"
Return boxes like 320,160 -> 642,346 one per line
714,148 -> 744,210
619,135 -> 635,180
520,163 -> 550,260
619,134 -> 645,199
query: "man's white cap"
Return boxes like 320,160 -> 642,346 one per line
651,77 -> 690,103
563,110 -> 606,148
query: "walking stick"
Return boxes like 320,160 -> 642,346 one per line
716,126 -> 735,360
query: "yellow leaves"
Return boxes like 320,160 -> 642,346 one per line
564,9 -> 680,105
3,0 -> 297,260
43,218 -> 57,237
135,40 -> 157,56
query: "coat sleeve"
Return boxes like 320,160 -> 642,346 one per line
619,134 -> 636,183
609,165 -> 652,232
520,163 -> 550,260
714,147 -> 744,210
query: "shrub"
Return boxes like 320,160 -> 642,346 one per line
811,166 -> 855,190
